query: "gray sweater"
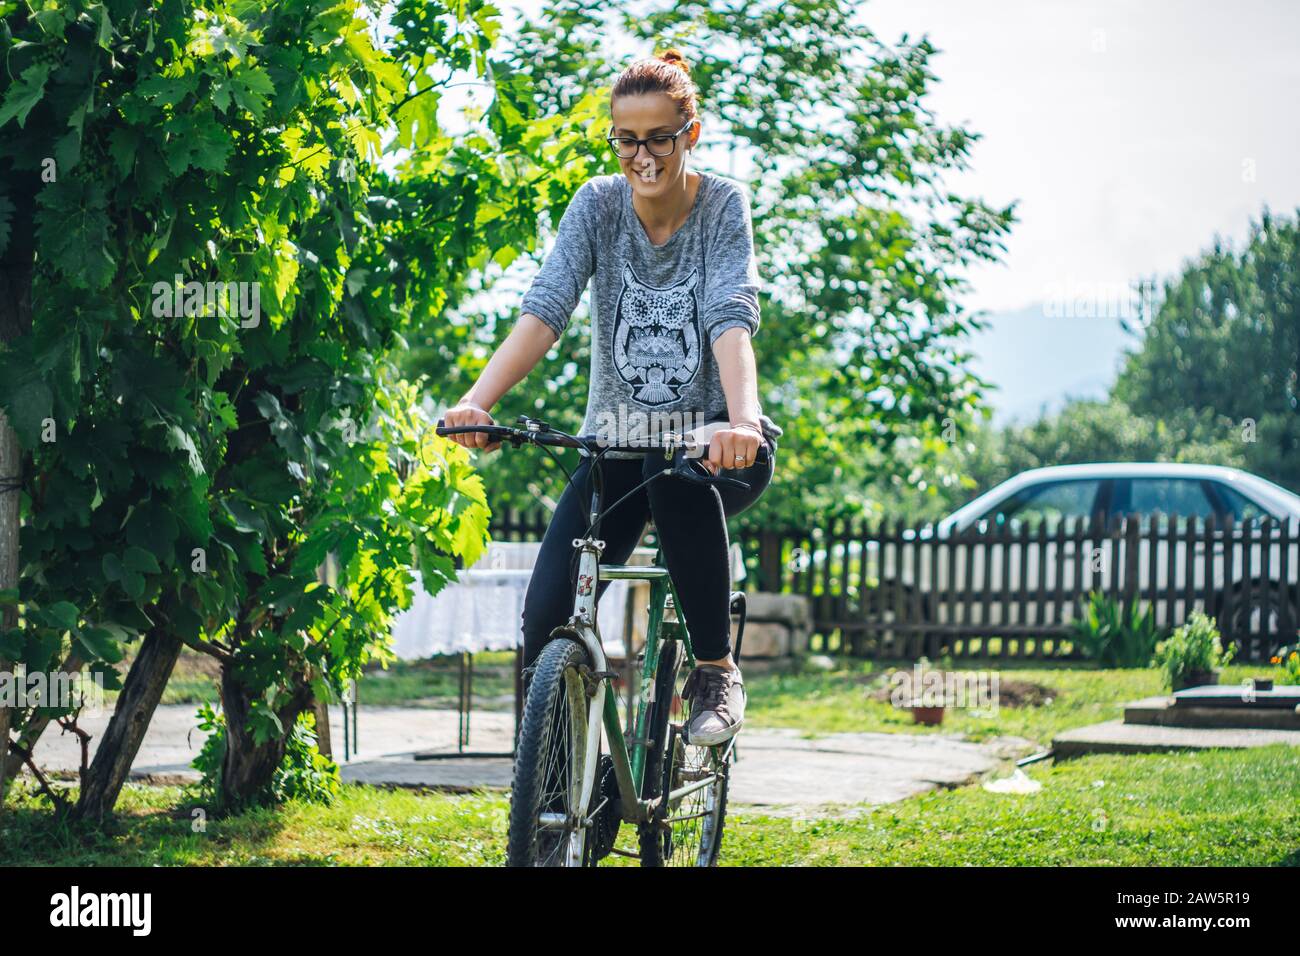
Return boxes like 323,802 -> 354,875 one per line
520,170 -> 782,459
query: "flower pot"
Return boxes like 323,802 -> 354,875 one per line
1173,668 -> 1220,691
1253,677 -> 1274,692
911,704 -> 946,726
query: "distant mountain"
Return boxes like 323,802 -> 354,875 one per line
964,302 -> 1134,426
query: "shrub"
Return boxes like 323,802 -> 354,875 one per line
1070,591 -> 1164,667
1151,611 -> 1237,690
190,703 -> 340,812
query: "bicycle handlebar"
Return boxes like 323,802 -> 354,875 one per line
434,415 -> 770,491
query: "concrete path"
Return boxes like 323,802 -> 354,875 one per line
26,704 -> 1036,816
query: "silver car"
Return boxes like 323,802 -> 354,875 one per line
867,463 -> 1300,641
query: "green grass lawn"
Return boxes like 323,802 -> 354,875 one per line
3,744 -> 1297,866
745,658 -> 1279,749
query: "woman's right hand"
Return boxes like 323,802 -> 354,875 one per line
444,401 -> 501,452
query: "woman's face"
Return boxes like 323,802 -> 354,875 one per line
609,93 -> 699,200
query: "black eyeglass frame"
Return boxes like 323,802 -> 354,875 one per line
605,117 -> 697,159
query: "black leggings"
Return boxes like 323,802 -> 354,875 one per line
520,438 -> 777,667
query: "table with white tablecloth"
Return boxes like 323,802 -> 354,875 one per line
389,538 -> 745,660
387,541 -> 643,758
389,568 -> 634,660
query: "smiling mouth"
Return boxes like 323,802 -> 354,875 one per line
634,165 -> 664,182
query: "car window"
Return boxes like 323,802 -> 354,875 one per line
980,479 -> 1102,529
1211,482 -> 1273,522
1115,479 -> 1217,527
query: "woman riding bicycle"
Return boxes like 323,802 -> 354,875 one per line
443,48 -> 781,747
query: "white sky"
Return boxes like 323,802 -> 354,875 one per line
861,0 -> 1300,313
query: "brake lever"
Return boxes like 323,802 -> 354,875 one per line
671,454 -> 752,491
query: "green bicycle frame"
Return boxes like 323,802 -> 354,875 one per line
593,546 -> 694,823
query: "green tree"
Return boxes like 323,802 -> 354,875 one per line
0,0 -> 581,817
1115,206 -> 1300,493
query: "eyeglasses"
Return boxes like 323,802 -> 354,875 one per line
606,117 -> 696,160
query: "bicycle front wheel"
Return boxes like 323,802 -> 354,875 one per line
507,637 -> 594,867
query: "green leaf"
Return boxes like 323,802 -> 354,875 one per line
165,424 -> 204,475
121,569 -> 146,601
230,63 -> 275,120
124,502 -> 180,566
171,604 -> 204,642
210,78 -> 232,112
34,180 -> 115,290
102,553 -> 125,583
31,9 -> 67,35
92,661 -> 124,692
53,128 -> 81,173
0,61 -> 53,129
139,72 -> 197,107
123,545 -> 162,574
1,380 -> 53,448
107,128 -> 138,177
46,601 -> 80,632
161,112 -> 233,174
77,626 -> 124,663
90,2 -> 114,48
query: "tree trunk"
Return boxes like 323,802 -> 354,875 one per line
70,628 -> 183,822
312,694 -> 332,760
0,412 -> 18,814
0,254 -> 34,818
218,663 -> 314,812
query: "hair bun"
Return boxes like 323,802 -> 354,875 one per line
658,48 -> 691,75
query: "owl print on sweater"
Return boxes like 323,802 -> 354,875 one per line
611,264 -> 702,406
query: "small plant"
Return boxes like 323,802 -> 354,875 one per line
1152,610 -> 1237,691
190,703 -> 340,813
1070,591 -> 1162,667
1271,648 -> 1300,684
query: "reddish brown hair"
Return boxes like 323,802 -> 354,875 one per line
610,48 -> 699,124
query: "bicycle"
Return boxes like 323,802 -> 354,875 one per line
434,414 -> 769,866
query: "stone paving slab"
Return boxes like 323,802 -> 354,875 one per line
1124,695 -> 1300,730
25,704 -> 1037,813
1053,719 -> 1300,758
726,728 -> 1034,814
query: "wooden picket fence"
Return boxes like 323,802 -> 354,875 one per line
491,509 -> 1300,662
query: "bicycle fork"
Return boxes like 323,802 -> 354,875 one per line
552,532 -> 660,831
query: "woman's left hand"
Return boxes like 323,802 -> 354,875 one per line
702,424 -> 763,475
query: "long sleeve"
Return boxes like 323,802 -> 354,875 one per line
702,183 -> 761,347
519,179 -> 597,339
